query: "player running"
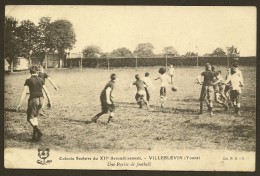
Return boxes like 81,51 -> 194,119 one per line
132,74 -> 151,109
91,74 -> 117,123
17,66 -> 51,141
155,67 -> 171,108
224,67 -> 244,115
196,63 -> 218,116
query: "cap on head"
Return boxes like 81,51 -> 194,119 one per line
158,67 -> 166,74
145,72 -> 149,77
29,65 -> 39,74
233,62 -> 238,68
110,73 -> 116,80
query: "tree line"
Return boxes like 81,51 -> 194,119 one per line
4,16 -> 76,72
82,44 -> 240,59
5,16 -> 240,71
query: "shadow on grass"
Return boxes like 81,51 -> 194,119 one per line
5,108 -> 27,113
151,106 -> 198,114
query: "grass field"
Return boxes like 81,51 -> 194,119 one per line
4,66 -> 256,152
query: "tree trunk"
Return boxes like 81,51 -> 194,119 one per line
10,60 -> 13,73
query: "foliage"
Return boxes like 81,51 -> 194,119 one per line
210,47 -> 226,57
4,16 -> 20,67
82,45 -> 102,58
227,45 -> 240,57
110,47 -> 133,58
162,46 -> 178,56
133,43 -> 155,58
184,51 -> 198,57
16,20 -> 39,60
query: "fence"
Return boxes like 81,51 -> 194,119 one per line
66,56 -> 256,69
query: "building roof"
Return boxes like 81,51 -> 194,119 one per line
67,53 -> 83,59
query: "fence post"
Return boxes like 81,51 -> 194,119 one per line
107,57 -> 110,70
135,55 -> 138,70
166,54 -> 168,67
227,56 -> 229,68
196,56 -> 198,68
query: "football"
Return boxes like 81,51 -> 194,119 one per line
171,85 -> 178,91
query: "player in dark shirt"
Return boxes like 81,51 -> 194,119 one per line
17,66 -> 51,141
38,65 -> 58,114
91,74 -> 117,123
196,63 -> 217,116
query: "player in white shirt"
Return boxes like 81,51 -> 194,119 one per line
143,72 -> 154,103
155,67 -> 171,108
224,67 -> 244,115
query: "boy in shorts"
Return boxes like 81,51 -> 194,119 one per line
196,63 -> 218,116
168,64 -> 175,84
132,74 -> 151,109
91,74 -> 117,123
225,67 -> 244,115
17,66 -> 51,141
155,67 -> 171,108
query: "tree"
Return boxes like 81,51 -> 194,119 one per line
34,17 -> 54,66
184,51 -> 198,57
162,46 -> 178,56
82,45 -> 102,58
17,20 -> 39,64
227,45 -> 240,57
110,47 -> 133,58
211,47 -> 226,57
4,16 -> 20,72
133,43 -> 155,58
48,19 -> 76,67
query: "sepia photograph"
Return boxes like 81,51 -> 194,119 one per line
4,5 -> 256,171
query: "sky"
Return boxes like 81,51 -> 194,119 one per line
5,6 -> 256,56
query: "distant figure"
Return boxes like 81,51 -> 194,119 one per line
91,74 -> 117,123
196,63 -> 218,116
17,66 -> 51,141
225,67 -> 244,115
168,64 -> 175,84
132,74 -> 151,109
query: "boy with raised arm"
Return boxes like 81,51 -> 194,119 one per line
91,74 -> 117,123
17,66 -> 51,141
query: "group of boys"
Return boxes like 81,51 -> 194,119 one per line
17,62 -> 244,141
197,62 -> 244,116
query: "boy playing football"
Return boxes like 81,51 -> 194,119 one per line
91,74 -> 117,123
132,74 -> 151,109
224,67 -> 244,115
17,66 -> 51,141
196,63 -> 217,116
155,67 -> 171,108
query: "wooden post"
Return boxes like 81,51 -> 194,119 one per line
107,57 -> 110,70
166,54 -> 168,67
135,55 -> 138,70
196,56 -> 199,68
80,57 -> 83,71
45,52 -> 48,69
227,56 -> 229,68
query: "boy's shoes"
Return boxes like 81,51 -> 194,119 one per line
210,111 -> 214,116
107,116 -> 113,123
198,111 -> 203,115
224,104 -> 229,111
